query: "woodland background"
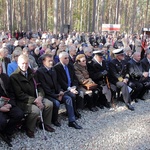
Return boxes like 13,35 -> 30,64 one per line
2,0 -> 150,34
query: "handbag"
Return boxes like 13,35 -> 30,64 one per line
83,82 -> 98,90
0,96 -> 10,107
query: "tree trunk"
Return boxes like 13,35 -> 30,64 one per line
44,0 -> 47,31
92,0 -> 96,32
131,0 -> 137,33
60,0 -> 64,33
6,0 -> 12,32
53,0 -> 58,34
115,0 -> 120,24
40,0 -> 43,31
100,0 -> 105,32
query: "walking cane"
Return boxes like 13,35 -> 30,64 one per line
33,78 -> 47,140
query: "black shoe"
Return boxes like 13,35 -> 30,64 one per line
74,111 -> 81,119
89,107 -> 97,112
139,97 -> 146,100
134,99 -> 138,103
0,133 -> 12,147
126,104 -> 134,111
94,107 -> 99,111
104,102 -> 111,108
68,121 -> 82,129
52,121 -> 61,127
97,104 -> 104,109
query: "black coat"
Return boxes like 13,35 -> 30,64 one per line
87,58 -> 108,85
141,57 -> 150,72
37,66 -> 62,99
109,59 -> 129,84
0,73 -> 16,106
128,59 -> 144,80
54,62 -> 79,91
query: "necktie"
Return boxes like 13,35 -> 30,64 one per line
25,72 -> 28,78
64,65 -> 71,87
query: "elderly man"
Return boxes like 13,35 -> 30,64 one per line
68,45 -> 77,66
109,49 -> 134,111
10,54 -> 54,138
54,52 -> 83,128
128,52 -> 149,101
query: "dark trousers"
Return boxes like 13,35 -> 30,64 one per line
129,80 -> 143,99
0,106 -> 24,135
49,97 -> 60,122
63,92 -> 76,122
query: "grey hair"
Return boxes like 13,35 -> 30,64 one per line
59,51 -> 68,59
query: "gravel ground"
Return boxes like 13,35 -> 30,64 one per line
0,94 -> 150,150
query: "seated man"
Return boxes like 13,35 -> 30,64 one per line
128,52 -> 149,100
87,50 -> 112,108
0,61 -> 23,147
37,54 -> 82,129
54,52 -> 83,121
109,49 -> 134,111
10,54 -> 54,138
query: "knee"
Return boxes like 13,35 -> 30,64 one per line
54,100 -> 60,108
44,99 -> 53,109
65,97 -> 73,105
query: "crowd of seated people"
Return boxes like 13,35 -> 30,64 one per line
0,30 -> 150,147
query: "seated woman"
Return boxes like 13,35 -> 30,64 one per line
0,61 -> 24,147
74,54 -> 99,112
7,49 -> 22,76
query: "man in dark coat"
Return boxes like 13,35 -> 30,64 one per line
54,52 -> 83,120
128,52 -> 150,100
0,61 -> 23,147
109,49 -> 134,111
10,54 -> 54,138
37,54 -> 82,129
87,50 -> 112,108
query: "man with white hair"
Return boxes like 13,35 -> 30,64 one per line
0,48 -> 10,74
128,52 -> 149,101
54,52 -> 83,129
68,45 -> 77,66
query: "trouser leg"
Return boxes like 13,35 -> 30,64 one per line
62,94 -> 75,122
5,106 -> 24,135
116,81 -> 131,104
42,98 -> 53,126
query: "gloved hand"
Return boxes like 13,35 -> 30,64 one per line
101,70 -> 108,76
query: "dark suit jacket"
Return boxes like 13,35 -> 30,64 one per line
109,59 -> 129,84
87,58 -> 108,84
54,62 -> 79,91
3,57 -> 11,74
128,59 -> 144,80
37,66 -> 61,99
141,57 -> 150,72
69,55 -> 75,66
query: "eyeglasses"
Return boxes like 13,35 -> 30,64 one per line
80,60 -> 86,62
64,57 -> 69,59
